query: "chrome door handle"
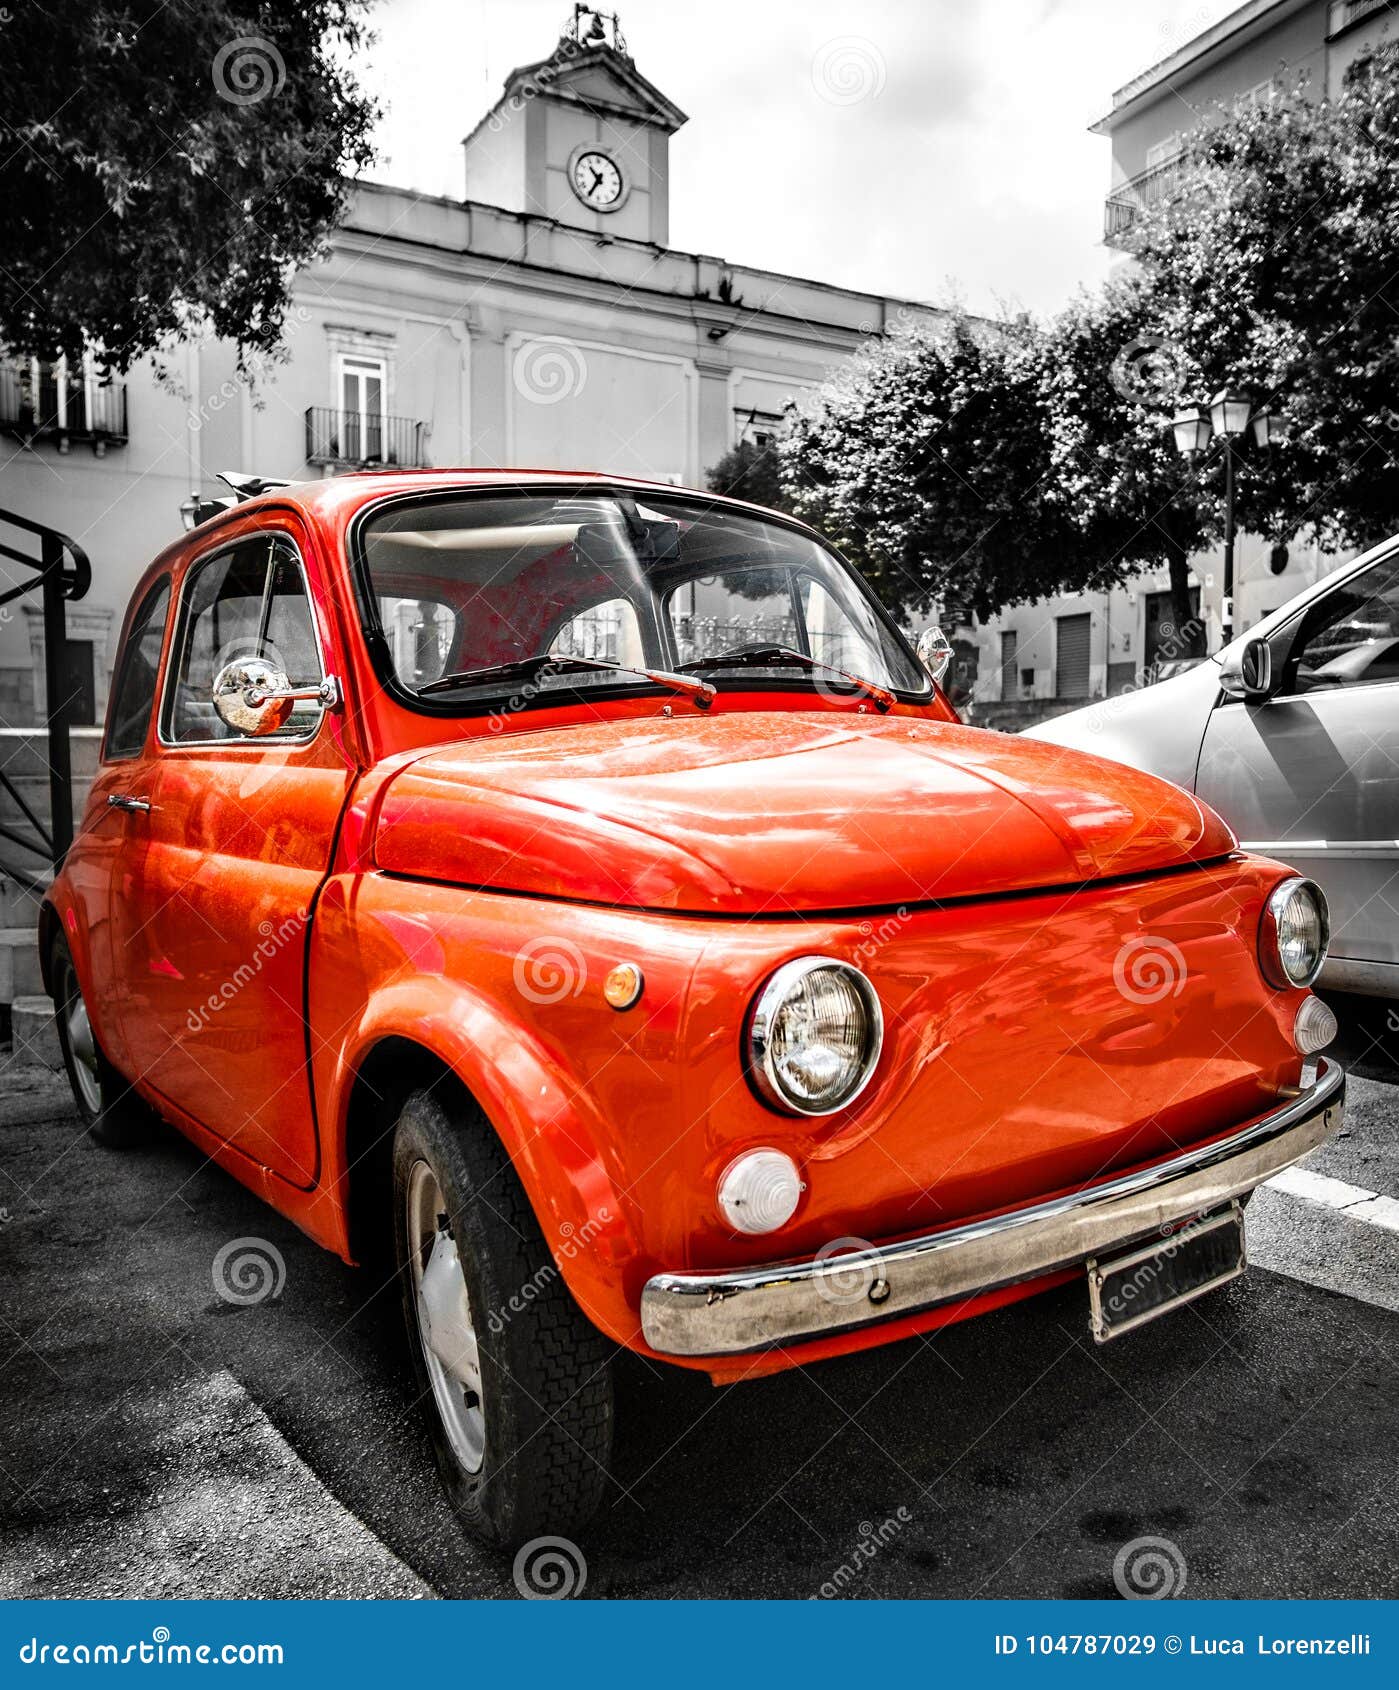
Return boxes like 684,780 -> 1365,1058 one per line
107,794 -> 152,813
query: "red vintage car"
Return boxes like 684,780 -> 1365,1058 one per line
44,470 -> 1344,1549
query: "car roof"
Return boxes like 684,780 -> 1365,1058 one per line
215,468 -> 813,540
125,469 -> 820,611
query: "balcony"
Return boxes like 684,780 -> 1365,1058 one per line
1103,154 -> 1190,246
1,358 -> 128,455
305,406 -> 428,470
1328,0 -> 1392,37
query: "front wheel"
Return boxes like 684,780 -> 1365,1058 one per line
392,1089 -> 614,1550
50,935 -> 155,1147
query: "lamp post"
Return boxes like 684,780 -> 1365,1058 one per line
1168,387 -> 1279,646
1209,387 -> 1252,643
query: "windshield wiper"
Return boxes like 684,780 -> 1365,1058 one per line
418,652 -> 715,707
678,644 -> 895,710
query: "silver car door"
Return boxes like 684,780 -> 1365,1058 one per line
1196,546 -> 1399,973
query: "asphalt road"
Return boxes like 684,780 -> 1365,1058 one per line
2,1024 -> 1397,1602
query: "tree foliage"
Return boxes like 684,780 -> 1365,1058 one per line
1127,43 -> 1399,553
782,316 -> 1093,621
1,1 -> 378,373
706,437 -> 797,516
781,43 -> 1399,640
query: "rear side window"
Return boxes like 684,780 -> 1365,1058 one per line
104,579 -> 171,760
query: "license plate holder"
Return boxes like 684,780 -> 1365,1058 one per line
1088,1202 -> 1247,1344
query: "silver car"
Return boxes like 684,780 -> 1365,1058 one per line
1030,537 -> 1399,1001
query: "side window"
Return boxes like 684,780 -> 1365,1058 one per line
1287,554 -> 1399,694
549,596 -> 643,666
377,593 -> 456,687
801,576 -> 887,677
164,536 -> 325,743
104,579 -> 171,761
667,567 -> 800,665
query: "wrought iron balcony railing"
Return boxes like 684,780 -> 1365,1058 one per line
1103,154 -> 1190,245
0,359 -> 128,454
305,406 -> 428,469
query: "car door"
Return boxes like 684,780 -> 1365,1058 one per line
1196,545 -> 1399,974
71,575 -> 172,1070
116,527 -> 354,1187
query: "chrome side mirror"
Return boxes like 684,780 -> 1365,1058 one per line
916,626 -> 954,685
212,656 -> 341,737
1219,636 -> 1273,703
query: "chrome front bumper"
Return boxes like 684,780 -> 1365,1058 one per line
640,1059 -> 1345,1358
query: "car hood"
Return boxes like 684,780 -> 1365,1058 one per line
373,713 -> 1235,914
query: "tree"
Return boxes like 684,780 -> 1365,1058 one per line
1123,42 -> 1399,559
706,437 -> 796,516
780,43 -> 1399,645
780,314 -> 1104,622
1037,276 -> 1214,653
1,2 -> 378,374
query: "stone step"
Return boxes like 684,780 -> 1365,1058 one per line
0,773 -> 97,820
0,727 -> 105,781
8,994 -> 61,1071
0,927 -> 44,1005
0,876 -> 46,929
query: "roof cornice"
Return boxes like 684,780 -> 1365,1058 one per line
1089,0 -> 1312,133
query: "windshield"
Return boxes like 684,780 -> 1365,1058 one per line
357,490 -> 928,708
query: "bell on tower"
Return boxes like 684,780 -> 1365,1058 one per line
566,6 -> 628,57
462,8 -> 687,245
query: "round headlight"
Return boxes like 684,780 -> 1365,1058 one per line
1260,877 -> 1329,989
747,956 -> 883,1115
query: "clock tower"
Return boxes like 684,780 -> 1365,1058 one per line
462,7 -> 688,247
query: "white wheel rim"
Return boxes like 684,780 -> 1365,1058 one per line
65,983 -> 102,1116
407,1159 -> 486,1474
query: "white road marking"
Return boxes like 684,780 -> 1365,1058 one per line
1267,1166 -> 1399,1235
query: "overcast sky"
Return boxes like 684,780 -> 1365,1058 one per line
361,0 -> 1241,319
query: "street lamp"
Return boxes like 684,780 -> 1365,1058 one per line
1250,408 -> 1285,449
1209,386 -> 1254,440
1209,387 -> 1253,645
1170,405 -> 1213,458
1168,387 -> 1277,645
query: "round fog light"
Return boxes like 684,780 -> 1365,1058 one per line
717,1149 -> 804,1235
1293,995 -> 1338,1056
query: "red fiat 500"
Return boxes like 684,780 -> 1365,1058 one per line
44,471 -> 1343,1548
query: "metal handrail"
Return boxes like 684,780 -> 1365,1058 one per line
0,508 -> 92,876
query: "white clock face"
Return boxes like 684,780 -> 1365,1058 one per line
571,149 -> 624,210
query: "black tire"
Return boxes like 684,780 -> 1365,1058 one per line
50,934 -> 156,1147
392,1088 -> 614,1550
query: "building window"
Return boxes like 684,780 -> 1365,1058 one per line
0,351 -> 128,454
306,335 -> 426,469
337,353 -> 388,463
734,408 -> 785,448
1234,77 -> 1278,113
